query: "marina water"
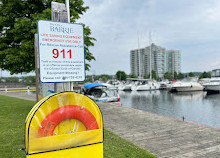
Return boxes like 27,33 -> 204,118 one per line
119,90 -> 220,128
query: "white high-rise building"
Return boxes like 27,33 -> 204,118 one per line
130,43 -> 181,78
166,50 -> 181,75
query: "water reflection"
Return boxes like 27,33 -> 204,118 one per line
172,91 -> 206,100
119,90 -> 220,128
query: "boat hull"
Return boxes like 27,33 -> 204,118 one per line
170,82 -> 204,92
119,85 -> 132,91
203,76 -> 220,94
174,86 -> 204,92
132,84 -> 160,91
204,85 -> 220,94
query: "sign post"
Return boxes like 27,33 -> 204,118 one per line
27,2 -> 103,158
25,92 -> 103,158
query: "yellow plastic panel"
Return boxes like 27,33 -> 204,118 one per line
25,92 -> 103,157
29,129 -> 103,153
27,143 -> 103,158
25,94 -> 56,151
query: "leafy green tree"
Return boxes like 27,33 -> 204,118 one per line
5,77 -> 19,83
130,73 -> 138,78
144,74 -> 150,79
164,72 -> 172,80
94,75 -> 100,81
22,76 -> 36,85
174,72 -> 178,80
100,74 -> 109,82
116,71 -> 127,81
0,0 -> 95,74
152,70 -> 158,80
199,71 -> 211,79
188,72 -> 195,77
204,72 -> 211,78
177,72 -> 184,79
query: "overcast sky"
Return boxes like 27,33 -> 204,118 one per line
77,0 -> 220,75
2,0 -> 220,77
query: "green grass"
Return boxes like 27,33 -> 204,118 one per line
0,95 -> 156,158
104,130 -> 156,158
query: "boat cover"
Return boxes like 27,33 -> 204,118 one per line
84,83 -> 107,89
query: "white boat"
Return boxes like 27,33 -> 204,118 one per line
101,83 -> 115,89
105,80 -> 122,89
159,80 -> 172,90
83,83 -> 120,102
131,80 -> 160,91
170,80 -> 204,92
118,82 -> 132,91
203,69 -> 220,93
130,33 -> 161,91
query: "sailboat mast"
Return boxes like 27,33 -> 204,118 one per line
149,32 -> 152,79
138,32 -> 141,78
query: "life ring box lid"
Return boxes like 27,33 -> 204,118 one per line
25,92 -> 103,155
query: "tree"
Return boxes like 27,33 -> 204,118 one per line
5,77 -> 19,83
188,72 -> 195,77
199,71 -> 211,79
151,70 -> 158,80
130,73 -> 137,78
174,72 -> 178,80
164,72 -> 172,80
177,72 -> 184,79
100,74 -> 109,82
116,71 -> 127,81
0,0 -> 95,74
22,76 -> 36,85
144,74 -> 150,79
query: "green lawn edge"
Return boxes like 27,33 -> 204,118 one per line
0,94 -> 156,158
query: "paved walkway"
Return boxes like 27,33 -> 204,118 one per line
0,91 -> 36,101
98,102 -> 220,158
1,92 -> 220,157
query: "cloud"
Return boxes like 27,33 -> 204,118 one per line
204,1 -> 220,22
79,0 -> 220,74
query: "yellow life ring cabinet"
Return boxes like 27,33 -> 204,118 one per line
25,92 -> 103,158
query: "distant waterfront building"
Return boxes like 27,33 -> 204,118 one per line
166,50 -> 181,75
130,43 -> 181,78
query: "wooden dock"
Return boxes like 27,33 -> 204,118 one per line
98,102 -> 220,158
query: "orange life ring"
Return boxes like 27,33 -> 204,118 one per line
38,105 -> 99,137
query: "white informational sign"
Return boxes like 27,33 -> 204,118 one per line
38,20 -> 85,82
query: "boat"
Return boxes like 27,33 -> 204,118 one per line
106,80 -> 122,89
131,79 -> 160,91
118,82 -> 132,91
83,83 -> 120,102
102,80 -> 123,90
203,69 -> 220,94
170,78 -> 204,92
130,33 -> 161,91
159,79 -> 172,90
